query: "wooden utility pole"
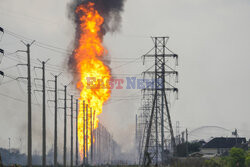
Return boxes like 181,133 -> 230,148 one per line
93,110 -> 96,164
83,101 -> 86,166
27,43 -> 32,167
98,125 -> 101,164
42,61 -> 46,167
63,85 -> 67,167
186,128 -> 188,157
17,41 -> 35,167
54,75 -> 58,167
48,74 -> 60,167
34,60 -> 48,167
86,104 -> 89,164
75,99 -> 79,166
34,61 -> 48,167
70,95 -> 74,167
90,108 -> 93,164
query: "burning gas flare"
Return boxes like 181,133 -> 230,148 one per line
74,2 -> 111,159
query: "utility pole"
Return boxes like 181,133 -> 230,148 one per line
235,129 -> 238,145
76,99 -> 79,166
108,131 -> 111,164
8,138 -> 10,152
27,43 -> 32,167
135,114 -> 138,163
70,95 -> 74,167
48,74 -> 60,167
34,60 -> 49,167
155,45 -> 159,164
86,104 -> 89,164
63,85 -> 67,167
96,127 -> 99,164
181,131 -> 185,144
233,129 -> 238,145
42,61 -> 46,167
53,76 -> 58,167
90,108 -> 94,164
83,101 -> 86,165
59,84 -> 72,166
98,124 -> 101,164
17,41 -> 35,167
186,129 -> 188,157
93,110 -> 96,164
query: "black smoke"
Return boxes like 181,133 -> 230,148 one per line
68,0 -> 126,36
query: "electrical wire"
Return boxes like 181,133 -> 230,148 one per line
112,57 -> 141,70
0,92 -> 39,106
4,27 -> 147,61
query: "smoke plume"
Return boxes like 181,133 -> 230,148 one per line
68,0 -> 125,34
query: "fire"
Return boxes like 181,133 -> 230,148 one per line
74,2 -> 111,159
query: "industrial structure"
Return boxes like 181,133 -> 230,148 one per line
136,37 -> 179,166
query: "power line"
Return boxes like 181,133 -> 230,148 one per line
4,27 -> 146,60
112,57 -> 141,70
0,7 -> 59,25
0,92 -> 39,106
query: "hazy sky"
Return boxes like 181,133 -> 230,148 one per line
0,0 -> 250,157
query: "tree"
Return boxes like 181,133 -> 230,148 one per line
245,150 -> 250,167
176,140 -> 204,157
204,159 -> 221,167
245,156 -> 250,167
229,147 -> 246,167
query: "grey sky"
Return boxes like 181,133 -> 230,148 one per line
0,0 -> 250,157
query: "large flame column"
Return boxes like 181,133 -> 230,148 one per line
74,2 -> 111,160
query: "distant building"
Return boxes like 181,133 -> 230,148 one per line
200,137 -> 247,156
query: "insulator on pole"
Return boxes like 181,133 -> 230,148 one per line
0,27 -> 4,33
0,70 -> 4,84
0,48 -> 4,64
0,71 -> 4,77
0,27 -> 4,42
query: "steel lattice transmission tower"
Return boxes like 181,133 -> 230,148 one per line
139,37 -> 179,166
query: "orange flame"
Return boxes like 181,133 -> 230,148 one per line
75,2 -> 111,159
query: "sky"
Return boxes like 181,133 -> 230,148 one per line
0,0 -> 250,159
